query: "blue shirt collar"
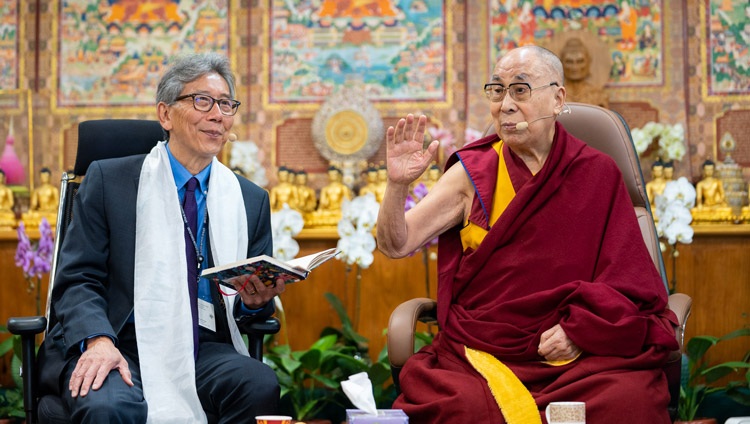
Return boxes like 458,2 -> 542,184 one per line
165,142 -> 211,191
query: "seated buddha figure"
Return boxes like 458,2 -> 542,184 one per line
22,167 -> 59,228
308,166 -> 352,227
691,160 -> 733,222
0,170 -> 17,229
422,163 -> 441,192
374,164 -> 388,203
358,166 -> 379,198
294,170 -> 317,214
269,166 -> 299,212
645,159 -> 666,211
663,161 -> 674,181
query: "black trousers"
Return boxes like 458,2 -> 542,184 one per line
61,323 -> 279,423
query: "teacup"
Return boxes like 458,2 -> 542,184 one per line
255,415 -> 293,424
545,401 -> 585,424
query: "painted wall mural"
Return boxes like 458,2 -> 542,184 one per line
489,0 -> 664,86
706,0 -> 750,97
0,0 -> 19,91
268,0 -> 447,104
56,0 -> 230,109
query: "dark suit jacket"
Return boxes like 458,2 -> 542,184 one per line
39,154 -> 273,395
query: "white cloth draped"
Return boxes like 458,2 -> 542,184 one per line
134,142 -> 249,423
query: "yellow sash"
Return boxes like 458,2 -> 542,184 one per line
465,347 -> 542,424
460,141 -> 516,251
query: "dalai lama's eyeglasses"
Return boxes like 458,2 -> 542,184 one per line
173,93 -> 241,116
483,82 -> 558,103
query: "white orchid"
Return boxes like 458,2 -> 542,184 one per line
230,140 -> 268,187
632,122 -> 686,162
271,203 -> 304,261
337,193 -> 380,269
655,177 -> 696,246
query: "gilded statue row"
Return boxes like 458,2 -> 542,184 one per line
646,159 -> 750,224
0,167 -> 60,230
269,163 -> 441,228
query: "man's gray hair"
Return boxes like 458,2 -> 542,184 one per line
156,52 -> 236,104
520,45 -> 564,84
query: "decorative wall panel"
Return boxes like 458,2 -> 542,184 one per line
53,0 -> 232,112
264,0 -> 450,108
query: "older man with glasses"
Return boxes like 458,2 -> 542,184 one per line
39,52 -> 284,423
377,45 -> 678,423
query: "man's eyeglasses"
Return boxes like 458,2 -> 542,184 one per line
483,82 -> 559,103
173,93 -> 241,116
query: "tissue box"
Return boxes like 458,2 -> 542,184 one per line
346,409 -> 408,424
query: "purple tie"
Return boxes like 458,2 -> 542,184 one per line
183,177 -> 199,359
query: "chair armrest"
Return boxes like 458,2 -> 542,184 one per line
7,316 -> 47,424
244,318 -> 280,360
387,298 -> 437,368
668,293 -> 692,350
7,316 -> 47,336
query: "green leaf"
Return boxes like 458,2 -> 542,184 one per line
299,349 -> 322,371
686,335 -> 718,363
703,362 -> 750,384
0,336 -> 13,357
280,356 -> 302,374
309,334 -> 338,352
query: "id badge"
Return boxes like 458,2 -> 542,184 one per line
198,298 -> 216,332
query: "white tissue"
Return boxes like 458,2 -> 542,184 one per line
341,372 -> 378,415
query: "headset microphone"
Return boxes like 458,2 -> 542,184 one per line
515,115 -> 555,131
227,133 -> 238,142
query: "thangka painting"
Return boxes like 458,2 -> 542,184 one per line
0,0 -> 19,92
490,0 -> 664,86
705,0 -> 750,96
268,0 -> 447,104
56,0 -> 230,109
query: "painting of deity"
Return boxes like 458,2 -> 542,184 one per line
706,0 -> 750,96
0,0 -> 19,92
56,0 -> 230,108
268,0 -> 447,103
489,0 -> 664,86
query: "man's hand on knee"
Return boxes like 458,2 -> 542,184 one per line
69,336 -> 133,398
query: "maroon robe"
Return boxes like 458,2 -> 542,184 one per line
394,123 -> 679,423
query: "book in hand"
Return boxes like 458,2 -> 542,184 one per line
201,248 -> 340,290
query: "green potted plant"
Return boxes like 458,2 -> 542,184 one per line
263,293 -> 396,422
677,328 -> 750,423
0,325 -> 25,423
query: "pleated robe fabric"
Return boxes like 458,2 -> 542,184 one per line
394,123 -> 679,424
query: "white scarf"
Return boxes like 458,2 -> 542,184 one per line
134,141 -> 249,423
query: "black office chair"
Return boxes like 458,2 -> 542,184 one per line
386,103 -> 692,421
7,119 -> 280,423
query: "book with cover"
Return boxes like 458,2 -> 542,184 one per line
201,248 -> 340,289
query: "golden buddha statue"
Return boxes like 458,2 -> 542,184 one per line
0,170 -> 17,229
645,159 -> 667,210
663,161 -> 674,181
22,167 -> 59,228
374,164 -> 388,203
308,165 -> 352,227
422,163 -> 440,192
742,190 -> 750,223
691,160 -> 733,223
559,38 -> 609,108
359,166 -> 379,198
294,170 -> 317,213
269,166 -> 299,212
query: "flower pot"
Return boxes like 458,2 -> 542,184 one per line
675,419 -> 717,424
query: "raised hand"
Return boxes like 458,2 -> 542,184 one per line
386,114 -> 439,185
